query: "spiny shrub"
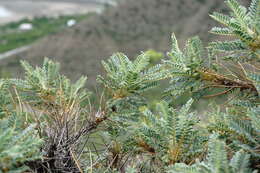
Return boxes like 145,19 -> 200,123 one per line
0,0 -> 259,172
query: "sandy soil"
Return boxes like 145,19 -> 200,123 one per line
0,0 -> 103,24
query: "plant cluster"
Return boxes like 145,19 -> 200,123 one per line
0,0 -> 259,172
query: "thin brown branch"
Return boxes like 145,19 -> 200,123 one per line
70,148 -> 83,173
203,88 -> 234,98
197,68 -> 258,93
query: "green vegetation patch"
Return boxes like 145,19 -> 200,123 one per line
0,14 -> 90,53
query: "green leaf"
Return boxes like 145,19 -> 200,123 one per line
210,27 -> 234,36
226,0 -> 247,26
248,0 -> 260,20
230,150 -> 251,173
209,40 -> 246,51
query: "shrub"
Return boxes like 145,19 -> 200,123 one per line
0,0 -> 259,172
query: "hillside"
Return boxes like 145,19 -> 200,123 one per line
0,0 -> 102,25
0,0 -> 249,88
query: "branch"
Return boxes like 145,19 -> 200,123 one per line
197,68 -> 258,93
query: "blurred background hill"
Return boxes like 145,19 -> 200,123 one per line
0,0 -> 249,88
0,0 -> 108,24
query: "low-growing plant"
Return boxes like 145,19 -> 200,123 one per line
0,0 -> 259,172
167,134 -> 257,173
